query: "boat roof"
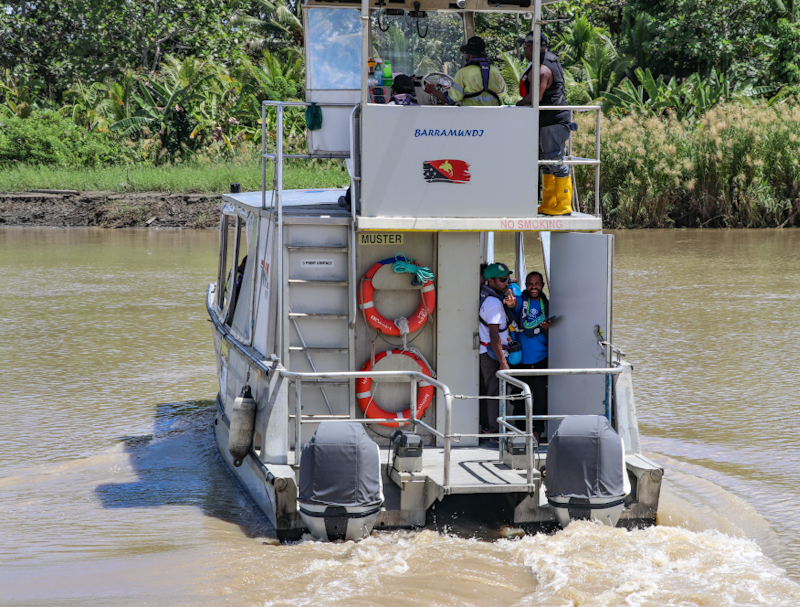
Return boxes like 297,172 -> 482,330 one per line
222,189 -> 602,233
222,188 -> 347,209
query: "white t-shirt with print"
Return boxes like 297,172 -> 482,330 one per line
479,295 -> 510,355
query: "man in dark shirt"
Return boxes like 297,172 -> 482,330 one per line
516,32 -> 573,216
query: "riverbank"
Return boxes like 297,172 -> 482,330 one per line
0,191 -> 220,228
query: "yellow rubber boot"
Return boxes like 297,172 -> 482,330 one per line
543,175 -> 573,216
538,173 -> 557,214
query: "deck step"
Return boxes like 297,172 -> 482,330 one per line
286,246 -> 348,252
444,483 -> 538,495
288,278 -> 348,286
289,346 -> 349,353
288,312 -> 348,319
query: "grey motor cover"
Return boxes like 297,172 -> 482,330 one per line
298,422 -> 383,507
545,415 -> 625,499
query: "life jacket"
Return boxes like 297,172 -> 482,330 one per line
519,291 -> 549,338
463,58 -> 501,105
479,284 -> 517,337
519,51 -> 570,127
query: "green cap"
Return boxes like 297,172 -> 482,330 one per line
484,262 -> 512,279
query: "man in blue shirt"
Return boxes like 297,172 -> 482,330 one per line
512,271 -> 552,443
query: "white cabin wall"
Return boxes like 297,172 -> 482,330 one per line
354,232 -> 436,439
435,233 -> 480,446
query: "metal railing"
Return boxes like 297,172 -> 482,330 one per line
539,105 -> 602,216
280,369 -> 459,483
496,366 -> 624,458
261,100 -> 359,364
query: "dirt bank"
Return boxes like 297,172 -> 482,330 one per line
0,191 -> 221,228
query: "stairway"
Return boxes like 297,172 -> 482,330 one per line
282,219 -> 354,426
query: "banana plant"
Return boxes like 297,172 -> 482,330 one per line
60,81 -> 111,132
0,69 -> 42,119
110,74 -> 211,162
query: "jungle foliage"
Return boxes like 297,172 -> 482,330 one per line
1,0 -> 799,226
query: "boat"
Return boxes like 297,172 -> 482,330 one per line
206,0 -> 664,540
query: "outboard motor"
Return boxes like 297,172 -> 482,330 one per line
545,415 -> 630,528
298,422 -> 384,541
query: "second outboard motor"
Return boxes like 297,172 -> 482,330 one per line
545,415 -> 630,528
298,422 -> 384,541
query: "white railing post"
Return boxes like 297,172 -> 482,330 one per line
295,377 -> 302,465
276,103 -> 285,360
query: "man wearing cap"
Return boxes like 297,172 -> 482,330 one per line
516,32 -> 573,216
479,262 -> 517,437
424,36 -> 506,107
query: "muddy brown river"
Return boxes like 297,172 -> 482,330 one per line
1,227 -> 799,606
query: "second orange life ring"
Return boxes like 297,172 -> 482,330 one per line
356,349 -> 435,427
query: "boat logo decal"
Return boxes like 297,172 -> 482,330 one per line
423,159 -> 471,184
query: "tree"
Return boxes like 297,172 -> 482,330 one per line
0,0 -> 241,101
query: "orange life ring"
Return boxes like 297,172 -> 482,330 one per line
356,349 -> 435,427
358,258 -> 436,336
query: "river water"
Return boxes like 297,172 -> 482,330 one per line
1,227 -> 799,606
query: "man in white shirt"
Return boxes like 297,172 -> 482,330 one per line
479,263 -> 517,436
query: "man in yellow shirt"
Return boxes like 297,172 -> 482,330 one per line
423,36 -> 506,106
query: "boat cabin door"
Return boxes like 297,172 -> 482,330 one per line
545,232 -> 614,436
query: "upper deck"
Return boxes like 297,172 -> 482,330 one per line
254,0 -> 603,233
224,189 -> 601,232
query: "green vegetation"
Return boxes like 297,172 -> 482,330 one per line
573,103 -> 800,228
1,0 -> 799,226
0,160 -> 347,193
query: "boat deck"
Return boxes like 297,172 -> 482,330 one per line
417,445 -> 543,494
290,444 -> 546,494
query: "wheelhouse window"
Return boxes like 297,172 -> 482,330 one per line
307,8 -> 362,90
371,12 -> 463,78
216,210 -> 244,325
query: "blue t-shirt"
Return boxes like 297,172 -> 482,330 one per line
513,296 -> 548,364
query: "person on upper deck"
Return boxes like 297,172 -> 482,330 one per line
479,263 -> 517,438
424,36 -> 506,107
516,32 -> 573,217
387,74 -> 419,106
339,75 -> 417,210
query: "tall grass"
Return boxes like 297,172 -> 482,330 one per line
0,158 -> 348,193
572,102 -> 800,228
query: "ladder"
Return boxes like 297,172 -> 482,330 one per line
281,217 -> 355,428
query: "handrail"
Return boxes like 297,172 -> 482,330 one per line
495,371 -> 536,485
280,369 -> 455,483
496,366 -> 623,477
262,99 -> 360,364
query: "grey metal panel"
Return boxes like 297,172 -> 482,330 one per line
548,232 -> 612,434
286,223 -> 349,247
289,318 -> 349,349
288,283 -> 349,315
435,232 -> 480,447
